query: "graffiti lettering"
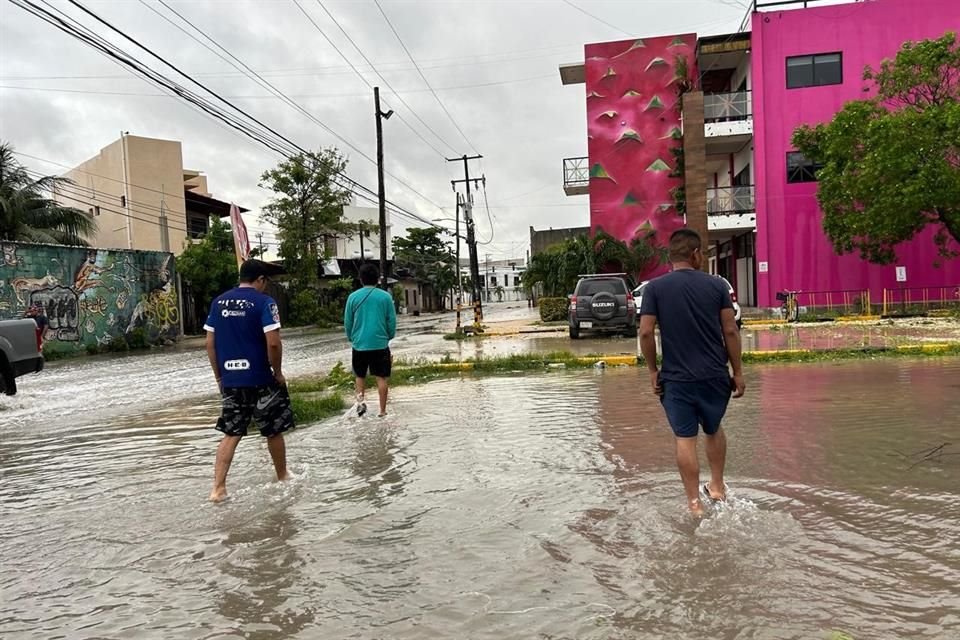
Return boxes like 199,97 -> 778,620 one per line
80,297 -> 108,316
30,286 -> 80,342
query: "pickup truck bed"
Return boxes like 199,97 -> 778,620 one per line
1,318 -> 44,396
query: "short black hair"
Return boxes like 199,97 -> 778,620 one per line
238,259 -> 284,283
358,263 -> 380,286
668,228 -> 702,262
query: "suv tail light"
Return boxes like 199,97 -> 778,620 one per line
570,295 -> 577,311
626,292 -> 635,309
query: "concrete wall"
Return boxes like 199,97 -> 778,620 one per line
337,205 -> 393,260
0,242 -> 179,356
751,0 -> 960,306
584,34 -> 698,279
60,136 -> 189,256
529,226 -> 590,256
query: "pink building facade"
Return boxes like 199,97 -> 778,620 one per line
562,0 -> 959,308
584,34 -> 697,279
751,0 -> 960,307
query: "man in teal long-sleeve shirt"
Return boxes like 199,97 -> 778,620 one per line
344,263 -> 397,417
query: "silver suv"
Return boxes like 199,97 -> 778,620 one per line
568,274 -> 636,339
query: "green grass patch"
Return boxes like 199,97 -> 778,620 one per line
290,393 -> 346,423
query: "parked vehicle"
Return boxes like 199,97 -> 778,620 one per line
632,275 -> 742,328
568,274 -> 636,339
0,319 -> 45,396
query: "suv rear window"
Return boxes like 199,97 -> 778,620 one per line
578,279 -> 625,296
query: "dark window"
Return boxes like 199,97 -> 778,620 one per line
514,276 -> 521,287
733,164 -> 751,186
787,152 -> 823,183
578,279 -> 626,296
187,213 -> 209,239
786,52 -> 842,89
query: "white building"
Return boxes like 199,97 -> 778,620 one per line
331,205 -> 393,261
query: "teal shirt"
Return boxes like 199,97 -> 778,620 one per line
344,286 -> 397,351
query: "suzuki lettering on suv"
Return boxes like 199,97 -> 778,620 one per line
568,274 -> 636,339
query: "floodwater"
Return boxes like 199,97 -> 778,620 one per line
3,355 -> 959,639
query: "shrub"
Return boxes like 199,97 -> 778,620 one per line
127,327 -> 150,350
289,289 -> 320,326
539,297 -> 569,322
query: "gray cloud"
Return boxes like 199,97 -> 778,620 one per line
1,0 -> 745,258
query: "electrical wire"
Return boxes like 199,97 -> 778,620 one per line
373,0 -> 478,154
560,0 -> 633,37
297,0 -> 455,158
8,0 -> 442,229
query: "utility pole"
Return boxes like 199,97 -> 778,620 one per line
447,154 -> 484,326
256,232 -> 264,256
374,87 -> 393,290
358,221 -> 365,263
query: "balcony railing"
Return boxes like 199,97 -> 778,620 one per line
707,185 -> 755,215
704,90 -> 752,123
563,156 -> 589,196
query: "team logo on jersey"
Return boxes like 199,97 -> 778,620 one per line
269,303 -> 280,324
222,309 -> 247,318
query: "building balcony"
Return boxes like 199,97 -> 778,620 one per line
704,90 -> 753,153
563,156 -> 589,196
707,185 -> 757,232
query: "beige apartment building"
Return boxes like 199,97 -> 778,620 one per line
57,135 -> 246,255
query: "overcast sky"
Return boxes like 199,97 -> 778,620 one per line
0,0 -> 748,259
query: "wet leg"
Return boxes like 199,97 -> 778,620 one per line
675,437 -> 703,515
376,377 -> 389,416
704,428 -> 727,500
210,435 -> 241,502
267,433 -> 289,481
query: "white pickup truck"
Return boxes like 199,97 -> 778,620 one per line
0,319 -> 44,396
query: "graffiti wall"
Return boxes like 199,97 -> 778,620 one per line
584,33 -> 698,279
0,242 -> 179,355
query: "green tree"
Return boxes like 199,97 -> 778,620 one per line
392,227 -> 456,308
260,150 -> 353,281
792,32 -> 960,264
259,149 -> 353,324
0,142 -> 97,245
176,217 -> 238,320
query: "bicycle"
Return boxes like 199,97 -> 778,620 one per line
776,290 -> 801,322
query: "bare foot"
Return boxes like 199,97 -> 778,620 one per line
688,498 -> 706,517
277,472 -> 291,482
705,482 -> 727,501
209,488 -> 228,503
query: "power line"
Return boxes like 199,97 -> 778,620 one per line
560,0 -> 633,37
373,0 -> 478,154
9,0 -> 441,229
0,73 -> 555,98
312,0 -> 460,157
144,0 -> 447,215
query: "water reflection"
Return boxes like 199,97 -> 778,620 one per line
214,501 -> 316,638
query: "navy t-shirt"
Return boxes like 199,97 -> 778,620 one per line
203,286 -> 281,388
639,269 -> 733,382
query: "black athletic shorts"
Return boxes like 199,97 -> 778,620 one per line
216,383 -> 294,438
352,348 -> 392,378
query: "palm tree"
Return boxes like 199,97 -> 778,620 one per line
0,142 -> 96,245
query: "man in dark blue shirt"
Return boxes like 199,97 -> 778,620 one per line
639,229 -> 745,516
204,259 -> 292,502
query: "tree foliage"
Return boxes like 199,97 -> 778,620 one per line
259,149 -> 353,287
176,216 -> 238,310
392,227 -> 457,301
0,142 -> 97,245
792,31 -> 960,264
523,228 -> 664,297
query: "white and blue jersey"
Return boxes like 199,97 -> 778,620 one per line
203,287 -> 281,388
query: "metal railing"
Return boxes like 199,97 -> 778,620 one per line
882,286 -> 960,316
704,90 -> 752,123
707,185 -> 755,214
563,156 -> 589,191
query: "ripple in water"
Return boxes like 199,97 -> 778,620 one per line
1,359 -> 958,638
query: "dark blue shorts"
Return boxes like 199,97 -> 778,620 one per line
659,376 -> 731,438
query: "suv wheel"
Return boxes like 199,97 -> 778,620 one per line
569,326 -> 580,340
622,324 -> 637,338
590,292 -> 618,320
1,356 -> 15,396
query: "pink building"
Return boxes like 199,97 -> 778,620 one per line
561,0 -> 960,309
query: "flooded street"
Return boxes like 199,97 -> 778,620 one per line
2,352 -> 959,638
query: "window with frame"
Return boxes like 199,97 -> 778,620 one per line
786,152 -> 823,183
786,52 -> 842,88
